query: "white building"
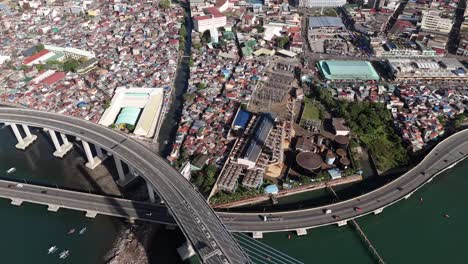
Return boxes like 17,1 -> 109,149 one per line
193,7 -> 226,32
44,45 -> 95,59
0,55 -> 10,64
299,0 -> 346,8
421,10 -> 453,34
99,87 -> 165,138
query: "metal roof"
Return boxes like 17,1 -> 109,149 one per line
308,16 -> 345,29
318,60 -> 380,80
233,109 -> 251,129
242,113 -> 276,163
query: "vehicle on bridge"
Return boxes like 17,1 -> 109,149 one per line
261,215 -> 283,222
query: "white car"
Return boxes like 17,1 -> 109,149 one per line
16,184 -> 24,188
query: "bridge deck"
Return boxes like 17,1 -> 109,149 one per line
0,179 -> 175,224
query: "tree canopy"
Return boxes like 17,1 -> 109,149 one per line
159,0 -> 171,9
315,88 -> 408,171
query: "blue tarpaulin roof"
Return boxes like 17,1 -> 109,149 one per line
234,109 -> 251,129
264,184 -> 279,194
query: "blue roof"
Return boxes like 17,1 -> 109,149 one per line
264,184 -> 279,194
234,109 -> 251,129
115,107 -> 141,125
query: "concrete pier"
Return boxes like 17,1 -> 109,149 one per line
374,208 -> 384,215
11,198 -> 24,206
252,232 -> 263,239
337,220 -> 348,227
82,141 -> 103,169
10,123 -> 37,150
147,181 -> 156,203
47,204 -> 60,212
177,241 -> 196,261
114,157 -> 138,187
48,129 -> 73,158
85,210 -> 98,218
296,228 -> 307,236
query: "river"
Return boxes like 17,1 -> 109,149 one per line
1,125 -> 468,264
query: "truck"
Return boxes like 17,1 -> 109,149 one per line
261,215 -> 283,222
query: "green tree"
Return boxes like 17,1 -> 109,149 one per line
63,59 -> 80,72
180,24 -> 187,38
126,124 -> 135,132
196,82 -> 207,90
159,0 -> 171,9
36,44 -> 45,51
35,64 -> 45,71
276,36 -> 289,49
192,42 -> 202,50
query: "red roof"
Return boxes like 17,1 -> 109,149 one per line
215,0 -> 228,8
194,15 -> 211,21
204,7 -> 224,18
41,72 -> 66,86
23,49 -> 50,65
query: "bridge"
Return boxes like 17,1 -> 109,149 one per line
1,109 -> 467,248
0,107 -> 251,264
0,178 -> 175,224
218,128 -> 468,234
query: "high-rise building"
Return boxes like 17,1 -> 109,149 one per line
299,0 -> 346,8
421,10 -> 453,35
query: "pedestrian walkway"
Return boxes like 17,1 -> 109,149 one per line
234,232 -> 304,264
327,186 -> 385,264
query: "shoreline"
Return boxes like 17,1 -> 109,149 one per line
213,175 -> 362,209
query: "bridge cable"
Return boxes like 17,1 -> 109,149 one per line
234,233 -> 304,264
234,232 -> 304,263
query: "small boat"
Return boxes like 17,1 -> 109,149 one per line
47,246 -> 58,254
59,250 -> 70,259
419,197 -> 424,203
79,227 -> 87,235
6,167 -> 16,174
287,234 -> 292,240
67,228 -> 76,235
444,214 -> 450,219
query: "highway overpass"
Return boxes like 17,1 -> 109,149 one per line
0,178 -> 175,224
0,107 -> 251,264
0,128 -> 466,236
1,108 -> 467,239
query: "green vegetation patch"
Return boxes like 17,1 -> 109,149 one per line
316,88 -> 408,172
301,97 -> 320,123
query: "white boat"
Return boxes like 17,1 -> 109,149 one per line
6,167 -> 16,174
59,250 -> 70,259
47,246 -> 58,254
79,227 -> 87,234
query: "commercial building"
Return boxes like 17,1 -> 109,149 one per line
237,113 -> 276,169
385,58 -> 468,81
44,45 -> 95,60
299,0 -> 346,8
317,60 -> 380,81
308,16 -> 345,31
193,7 -> 227,32
421,10 -> 453,35
99,87 -> 164,138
